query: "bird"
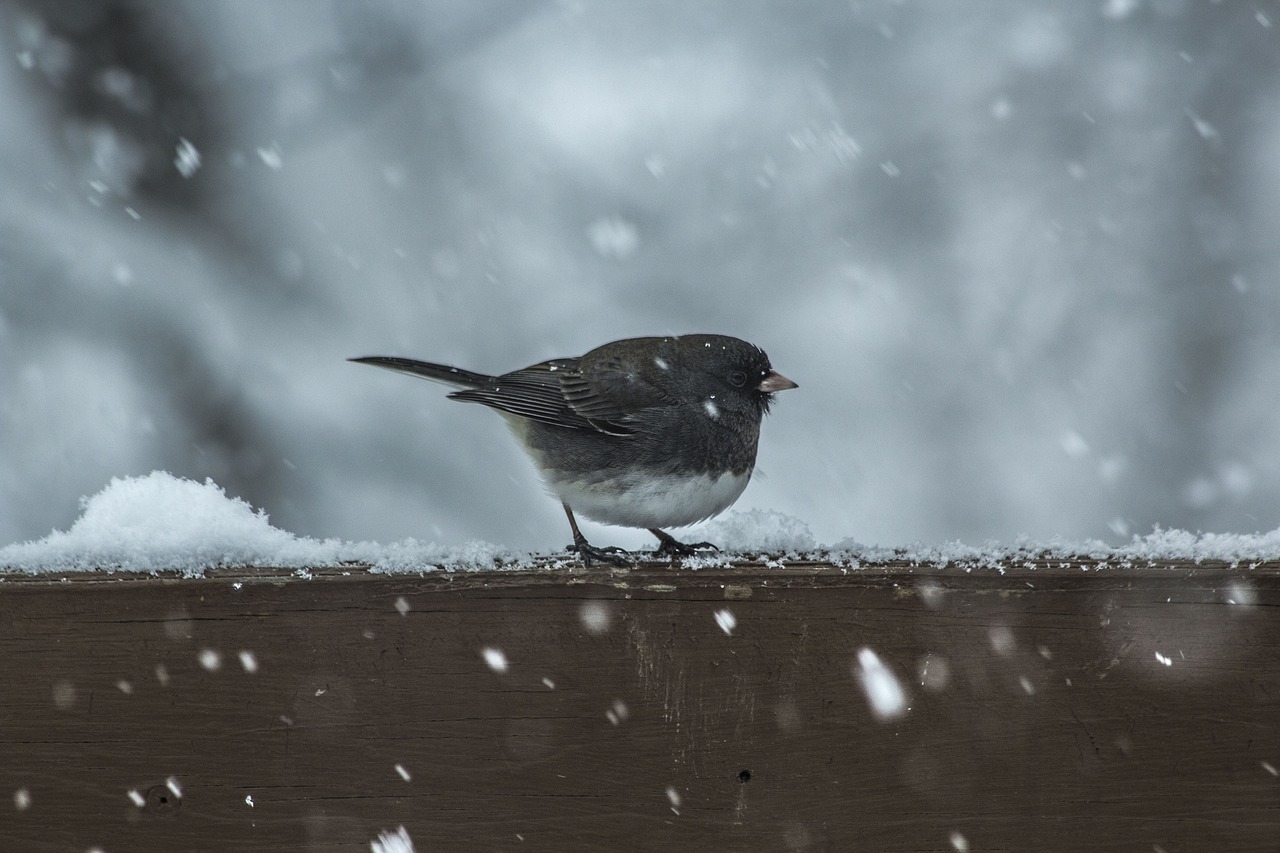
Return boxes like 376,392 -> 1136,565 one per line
350,334 -> 796,566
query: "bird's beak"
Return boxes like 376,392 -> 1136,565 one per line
758,370 -> 798,393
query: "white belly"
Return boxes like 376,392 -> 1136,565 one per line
550,469 -> 751,530
498,413 -> 752,529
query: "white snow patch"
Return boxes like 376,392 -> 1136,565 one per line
238,650 -> 259,674
828,526 -> 1280,569
703,399 -> 720,420
13,788 -> 31,811
245,794 -> 255,807
395,763 -> 411,782
855,647 -> 907,720
694,509 -> 816,553
714,608 -> 736,635
949,831 -> 969,852
0,471 -> 527,574
665,785 -> 681,814
127,789 -> 146,808
541,677 -> 555,689
198,649 -> 222,672
5,473 -> 1280,575
1155,651 -> 1173,667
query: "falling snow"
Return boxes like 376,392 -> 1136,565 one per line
605,699 -> 629,725
855,647 -> 907,720
482,647 -> 508,673
370,826 -> 416,853
174,137 -> 201,178
579,600 -> 611,633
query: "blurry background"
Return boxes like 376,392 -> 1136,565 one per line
2,0 -> 1278,552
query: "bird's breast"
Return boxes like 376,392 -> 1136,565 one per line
548,469 -> 751,530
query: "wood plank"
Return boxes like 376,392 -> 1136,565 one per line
1,561 -> 1278,851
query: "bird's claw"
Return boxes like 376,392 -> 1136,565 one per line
649,529 -> 720,559
570,540 -> 631,568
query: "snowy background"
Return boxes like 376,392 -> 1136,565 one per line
3,0 -> 1280,555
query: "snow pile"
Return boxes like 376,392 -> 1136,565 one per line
3,471 -> 1280,575
695,508 -> 816,553
0,471 -> 523,575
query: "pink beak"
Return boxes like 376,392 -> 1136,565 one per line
758,370 -> 798,393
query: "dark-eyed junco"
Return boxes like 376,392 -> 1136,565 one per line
350,334 -> 796,565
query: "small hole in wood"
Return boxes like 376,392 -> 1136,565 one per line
738,769 -> 752,784
145,785 -> 180,817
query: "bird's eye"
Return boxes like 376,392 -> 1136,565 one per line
728,370 -> 747,387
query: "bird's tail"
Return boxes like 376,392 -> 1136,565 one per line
348,356 -> 492,389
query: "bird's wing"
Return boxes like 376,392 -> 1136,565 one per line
448,352 -> 674,437
560,347 -> 676,427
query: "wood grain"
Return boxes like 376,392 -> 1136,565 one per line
1,561 -> 1277,851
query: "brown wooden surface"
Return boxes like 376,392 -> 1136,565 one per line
1,560 -> 1279,852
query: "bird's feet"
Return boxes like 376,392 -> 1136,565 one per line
649,528 -> 720,559
569,536 -> 631,568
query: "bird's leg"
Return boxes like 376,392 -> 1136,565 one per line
563,504 -> 630,567
648,528 -> 720,558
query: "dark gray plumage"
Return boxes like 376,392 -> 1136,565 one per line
351,334 -> 796,565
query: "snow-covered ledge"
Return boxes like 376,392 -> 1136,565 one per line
5,471 -> 1280,575
2,473 -> 1278,852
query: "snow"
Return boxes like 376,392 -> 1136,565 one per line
0,471 -> 527,575
481,647 -> 508,673
370,827 -> 415,853
855,647 -> 907,721
605,699 -> 629,725
579,600 -> 611,633
173,137 -> 201,178
2,471 -> 1280,575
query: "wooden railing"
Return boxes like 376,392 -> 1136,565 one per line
2,559 -> 1277,851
